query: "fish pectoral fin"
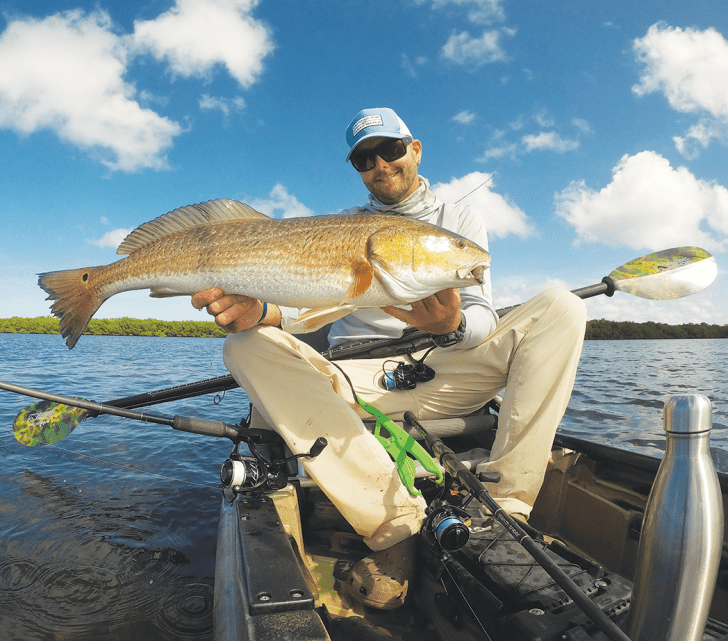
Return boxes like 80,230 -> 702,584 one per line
149,286 -> 187,298
289,306 -> 357,333
343,260 -> 374,302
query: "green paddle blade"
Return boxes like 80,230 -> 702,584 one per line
13,398 -> 90,446
610,247 -> 717,300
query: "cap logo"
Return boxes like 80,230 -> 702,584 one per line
352,115 -> 383,138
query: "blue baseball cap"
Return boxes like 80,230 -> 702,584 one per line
345,108 -> 412,162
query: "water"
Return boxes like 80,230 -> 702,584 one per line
563,339 -> 728,471
0,334 -> 248,640
1,334 -> 727,639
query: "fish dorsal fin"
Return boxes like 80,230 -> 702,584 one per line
117,199 -> 268,255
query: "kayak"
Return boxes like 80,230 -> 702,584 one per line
210,404 -> 728,641
4,364 -> 727,641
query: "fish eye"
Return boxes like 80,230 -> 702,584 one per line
455,240 -> 465,248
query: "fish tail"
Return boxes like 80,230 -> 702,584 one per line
38,266 -> 107,349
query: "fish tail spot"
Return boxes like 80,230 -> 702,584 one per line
37,266 -> 106,349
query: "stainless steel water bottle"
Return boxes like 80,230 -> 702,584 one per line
627,394 -> 723,641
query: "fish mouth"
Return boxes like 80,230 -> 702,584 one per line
457,262 -> 489,284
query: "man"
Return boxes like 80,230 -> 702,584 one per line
192,108 -> 586,610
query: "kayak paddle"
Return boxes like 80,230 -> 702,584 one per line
495,245 -> 717,317
3,245 -> 716,446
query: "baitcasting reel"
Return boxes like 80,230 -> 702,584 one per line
383,360 -> 436,390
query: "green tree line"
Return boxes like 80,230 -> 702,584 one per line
2,316 -> 728,340
0,316 -> 227,339
585,319 -> 728,340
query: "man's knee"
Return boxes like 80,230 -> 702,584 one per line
223,327 -> 254,360
222,326 -> 272,379
536,288 -> 587,329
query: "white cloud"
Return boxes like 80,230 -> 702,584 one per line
572,118 -> 592,134
580,285 -> 727,325
0,1 -> 273,172
89,228 -> 132,248
480,142 -> 519,161
199,94 -> 246,115
633,23 -> 728,156
0,9 -> 182,172
634,23 -> 728,117
401,53 -> 428,78
441,29 -> 512,66
132,0 -> 274,88
555,151 -> 728,252
481,132 -> 579,160
673,120 -> 727,160
522,131 -> 579,153
533,111 -> 555,128
479,112 -> 584,161
248,184 -> 316,219
431,171 -> 535,239
413,0 -> 505,24
453,109 -> 476,124
433,0 -> 505,24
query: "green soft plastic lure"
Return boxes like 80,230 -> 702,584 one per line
356,396 -> 443,496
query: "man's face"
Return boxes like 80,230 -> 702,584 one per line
355,136 -> 422,205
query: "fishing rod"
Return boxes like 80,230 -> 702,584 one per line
0,379 -> 285,446
2,245 -> 717,447
404,411 -> 632,641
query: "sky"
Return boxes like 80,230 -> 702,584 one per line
1,0 -> 727,327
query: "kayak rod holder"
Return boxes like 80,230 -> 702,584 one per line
627,394 -> 723,641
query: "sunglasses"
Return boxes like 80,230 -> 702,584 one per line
350,137 -> 412,172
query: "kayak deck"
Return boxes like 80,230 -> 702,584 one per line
220,431 -> 728,641
533,440 -> 728,625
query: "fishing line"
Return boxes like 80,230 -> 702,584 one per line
454,169 -> 498,204
1,426 -> 221,491
328,360 -> 362,404
440,561 -> 493,640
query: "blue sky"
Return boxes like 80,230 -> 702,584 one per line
1,0 -> 727,327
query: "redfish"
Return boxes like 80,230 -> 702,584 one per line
39,199 -> 490,349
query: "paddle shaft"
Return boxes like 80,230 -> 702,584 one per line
494,278 -> 612,318
101,278 -> 615,408
104,374 -> 240,410
403,412 -> 631,641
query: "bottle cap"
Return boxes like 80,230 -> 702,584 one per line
664,394 -> 712,434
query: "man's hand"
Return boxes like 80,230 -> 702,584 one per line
382,288 -> 462,335
191,288 -> 279,333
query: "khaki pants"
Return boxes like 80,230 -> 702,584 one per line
223,288 -> 586,550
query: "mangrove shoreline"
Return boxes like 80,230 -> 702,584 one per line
2,316 -> 728,341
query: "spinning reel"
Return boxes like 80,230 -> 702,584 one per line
220,435 -> 328,497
